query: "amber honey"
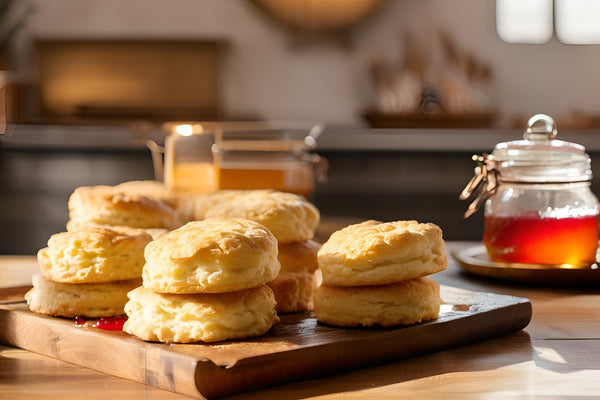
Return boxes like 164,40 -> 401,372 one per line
166,162 -> 218,194
167,163 -> 313,197
159,121 -> 324,197
218,167 -> 313,197
483,214 -> 599,265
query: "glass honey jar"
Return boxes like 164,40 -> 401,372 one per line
154,121 -> 327,197
461,114 -> 599,266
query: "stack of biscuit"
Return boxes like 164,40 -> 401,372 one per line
26,180 -> 183,319
123,218 -> 281,343
314,220 -> 447,327
25,225 -> 152,318
200,190 -> 322,313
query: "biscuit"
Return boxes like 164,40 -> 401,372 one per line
123,285 -> 279,343
38,225 -> 152,284
67,185 -> 179,230
318,220 -> 447,286
114,180 -> 179,209
142,218 -> 280,294
267,239 -> 321,313
204,190 -> 320,243
115,180 -> 195,223
65,221 -> 169,241
314,277 -> 441,327
25,273 -> 141,318
277,239 -> 321,273
192,190 -> 242,220
268,269 -> 316,313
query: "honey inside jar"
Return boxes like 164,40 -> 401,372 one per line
218,166 -> 313,198
483,213 -> 599,265
158,121 -> 325,197
166,162 -> 218,194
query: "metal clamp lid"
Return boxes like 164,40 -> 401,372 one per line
459,154 -> 498,218
459,114 -> 592,218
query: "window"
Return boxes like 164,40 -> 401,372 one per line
496,0 -> 600,44
496,0 -> 553,44
555,0 -> 600,44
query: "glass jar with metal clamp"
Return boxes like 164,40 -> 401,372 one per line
460,114 -> 599,266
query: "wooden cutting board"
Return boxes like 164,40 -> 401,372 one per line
0,285 -> 531,399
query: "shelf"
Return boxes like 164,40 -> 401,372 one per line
0,124 -> 159,151
3,123 -> 600,153
317,126 -> 600,152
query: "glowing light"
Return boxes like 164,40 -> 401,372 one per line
175,124 -> 194,137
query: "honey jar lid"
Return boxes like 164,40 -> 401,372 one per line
489,114 -> 592,183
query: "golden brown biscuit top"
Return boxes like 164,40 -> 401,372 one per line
46,225 -> 152,252
192,190 -> 244,220
115,180 -> 169,194
319,220 -> 444,263
69,186 -> 152,210
39,225 -> 153,284
145,218 -> 278,264
114,180 -> 179,209
204,190 -> 320,243
68,185 -> 179,229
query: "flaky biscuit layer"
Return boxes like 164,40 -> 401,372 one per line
277,239 -> 321,273
38,225 -> 152,283
68,185 -> 179,230
267,269 -> 317,313
115,180 -> 195,224
268,239 -> 321,313
314,277 -> 441,327
192,190 -> 243,220
318,220 -> 447,286
123,285 -> 279,343
114,180 -> 179,209
65,222 -> 170,241
143,218 -> 280,293
203,190 -> 320,244
25,273 -> 141,318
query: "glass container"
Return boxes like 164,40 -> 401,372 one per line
157,121 -> 326,196
162,122 -> 217,194
461,114 -> 599,266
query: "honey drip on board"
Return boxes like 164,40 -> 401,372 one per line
74,316 -> 127,331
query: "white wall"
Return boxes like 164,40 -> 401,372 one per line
14,0 -> 600,125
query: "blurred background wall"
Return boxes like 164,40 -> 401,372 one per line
3,0 -> 600,254
7,0 -> 600,125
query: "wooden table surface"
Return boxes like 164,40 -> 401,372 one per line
1,241 -> 599,399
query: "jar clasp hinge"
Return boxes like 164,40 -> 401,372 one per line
459,154 -> 498,218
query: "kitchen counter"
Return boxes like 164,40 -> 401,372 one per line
1,241 -> 599,399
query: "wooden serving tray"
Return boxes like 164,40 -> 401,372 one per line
0,285 -> 531,399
